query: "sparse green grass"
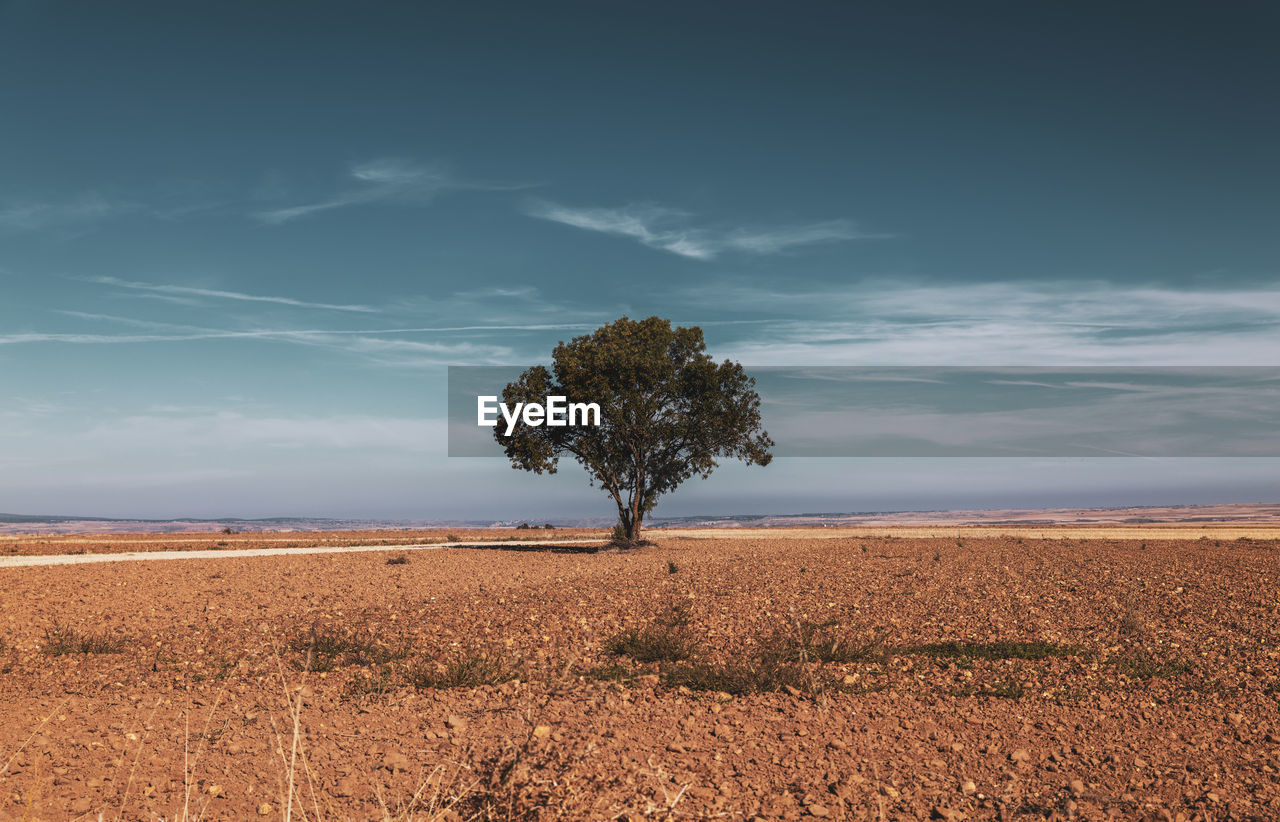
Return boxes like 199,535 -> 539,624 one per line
660,662 -> 753,694
584,663 -> 638,684
1118,602 -> 1144,637
767,620 -> 887,664
949,678 -> 1027,699
661,657 -> 810,696
603,608 -> 894,697
287,622 -> 522,693
42,623 -> 126,655
835,679 -> 889,695
345,665 -> 400,699
407,651 -> 520,689
903,640 -> 1076,661
600,604 -> 827,695
292,624 -> 413,672
605,602 -> 699,663
1112,649 -> 1192,680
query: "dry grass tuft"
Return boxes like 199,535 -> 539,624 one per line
767,620 -> 889,664
903,640 -> 1075,661
661,657 -> 810,696
291,623 -> 412,672
406,651 -> 522,690
604,601 -> 699,663
41,622 -> 126,655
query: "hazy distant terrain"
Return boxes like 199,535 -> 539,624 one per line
671,501 -> 1280,528
3,501 -> 1279,535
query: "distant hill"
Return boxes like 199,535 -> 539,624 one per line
0,513 -> 113,523
0,513 -> 349,525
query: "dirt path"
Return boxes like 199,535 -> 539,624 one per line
0,538 -> 602,568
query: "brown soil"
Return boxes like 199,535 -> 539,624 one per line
1,530 -> 1277,821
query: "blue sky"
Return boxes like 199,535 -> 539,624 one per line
2,1 -> 1278,519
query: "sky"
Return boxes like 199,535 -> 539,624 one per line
2,1 -> 1279,520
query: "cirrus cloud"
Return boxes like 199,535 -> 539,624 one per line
524,199 -> 890,259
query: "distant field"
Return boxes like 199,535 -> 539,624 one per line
0,528 -> 604,557
1,528 -> 1277,819
6,500 -> 1280,537
5,521 -> 1280,557
662,523 -> 1280,540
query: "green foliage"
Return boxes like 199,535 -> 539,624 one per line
495,316 -> 772,541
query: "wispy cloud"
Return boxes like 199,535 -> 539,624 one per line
680,280 -> 1280,365
0,326 -> 517,366
79,411 -> 448,454
721,222 -> 883,255
524,199 -> 887,259
0,193 -> 140,233
762,375 -> 1280,457
254,158 -> 530,224
2,157 -> 520,232
14,282 -> 621,368
91,276 -> 379,313
10,308 -> 542,366
35,278 -> 1280,368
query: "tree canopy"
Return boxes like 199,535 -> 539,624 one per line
494,316 -> 773,542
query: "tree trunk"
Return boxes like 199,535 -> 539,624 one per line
613,505 -> 643,544
628,491 -> 644,542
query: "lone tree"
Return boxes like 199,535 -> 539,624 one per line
494,316 -> 773,543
